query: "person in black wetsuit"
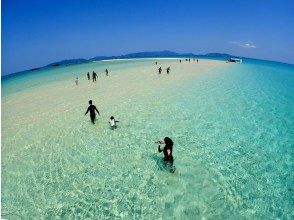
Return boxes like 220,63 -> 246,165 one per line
158,67 -> 162,74
157,137 -> 174,165
87,72 -> 90,80
85,100 -> 100,124
92,71 -> 97,82
166,67 -> 170,74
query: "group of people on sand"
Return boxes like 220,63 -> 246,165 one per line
156,58 -> 199,74
86,69 -> 109,82
84,100 -> 119,128
180,58 -> 198,63
75,69 -> 110,85
158,66 -> 170,74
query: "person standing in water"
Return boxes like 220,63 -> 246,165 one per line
180,60 -> 182,63
109,116 -> 119,129
166,67 -> 170,74
85,100 -> 100,124
105,69 -> 109,76
92,71 -> 97,82
158,67 -> 162,74
197,59 -> 199,63
87,72 -> 90,80
75,77 -> 78,85
156,137 -> 175,172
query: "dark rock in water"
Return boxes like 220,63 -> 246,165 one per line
51,64 -> 60,67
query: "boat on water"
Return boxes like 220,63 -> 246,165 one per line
227,58 -> 242,63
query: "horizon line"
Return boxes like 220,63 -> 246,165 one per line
2,51 -> 294,77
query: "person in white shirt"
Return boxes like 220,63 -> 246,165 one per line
109,116 -> 119,129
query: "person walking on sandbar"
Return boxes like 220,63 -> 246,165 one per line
87,72 -> 90,80
166,67 -> 170,74
85,100 -> 100,124
92,71 -> 97,82
158,67 -> 162,74
105,68 -> 109,76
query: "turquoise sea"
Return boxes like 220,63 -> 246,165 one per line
1,58 -> 294,219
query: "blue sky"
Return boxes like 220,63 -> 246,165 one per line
2,0 -> 294,75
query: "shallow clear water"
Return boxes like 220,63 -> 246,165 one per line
2,58 -> 294,219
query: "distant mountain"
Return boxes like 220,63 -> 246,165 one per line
90,50 -> 182,61
89,51 -> 236,62
120,50 -> 180,58
46,58 -> 88,67
89,56 -> 111,61
46,51 -> 236,67
5,51 -> 236,76
204,53 -> 236,57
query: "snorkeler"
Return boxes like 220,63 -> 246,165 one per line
105,68 -> 109,76
85,100 -> 100,124
158,67 -> 162,74
156,137 -> 175,172
109,116 -> 119,129
87,72 -> 90,80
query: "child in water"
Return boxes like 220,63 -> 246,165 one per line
109,116 -> 119,129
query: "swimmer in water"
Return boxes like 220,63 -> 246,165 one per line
85,100 -> 100,124
109,116 -> 119,129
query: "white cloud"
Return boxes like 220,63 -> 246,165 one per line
240,43 -> 256,48
229,41 -> 256,49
